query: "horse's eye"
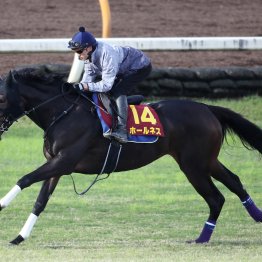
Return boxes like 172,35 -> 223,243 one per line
0,94 -> 7,113
0,94 -> 6,103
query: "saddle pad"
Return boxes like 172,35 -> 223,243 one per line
92,93 -> 165,143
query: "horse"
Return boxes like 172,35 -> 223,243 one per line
0,64 -> 261,245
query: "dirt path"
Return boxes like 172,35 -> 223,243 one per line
1,0 -> 262,75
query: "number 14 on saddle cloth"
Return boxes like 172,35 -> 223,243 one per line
92,93 -> 165,143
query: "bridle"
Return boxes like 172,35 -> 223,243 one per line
0,83 -> 109,138
0,84 -> 80,137
0,93 -> 65,131
0,80 -> 114,194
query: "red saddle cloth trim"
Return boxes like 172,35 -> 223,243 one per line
100,104 -> 165,137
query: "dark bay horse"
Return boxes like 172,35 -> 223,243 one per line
0,64 -> 261,245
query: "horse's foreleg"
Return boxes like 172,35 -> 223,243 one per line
0,185 -> 21,210
0,157 -> 70,210
0,153 -> 76,244
211,161 -> 262,222
10,176 -> 61,245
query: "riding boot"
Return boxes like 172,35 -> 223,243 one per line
110,95 -> 128,143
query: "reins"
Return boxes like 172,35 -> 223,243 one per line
80,92 -> 110,115
70,174 -> 110,196
0,93 -> 66,133
24,93 -> 65,117
43,96 -> 80,139
0,83 -> 83,135
0,88 -> 110,135
70,141 -> 122,195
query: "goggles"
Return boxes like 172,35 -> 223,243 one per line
68,40 -> 84,49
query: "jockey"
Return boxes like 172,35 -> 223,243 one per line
68,27 -> 152,143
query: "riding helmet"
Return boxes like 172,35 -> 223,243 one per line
68,27 -> 97,50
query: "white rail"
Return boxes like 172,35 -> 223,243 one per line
1,37 -> 262,52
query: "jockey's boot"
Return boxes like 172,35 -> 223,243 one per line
110,95 -> 128,143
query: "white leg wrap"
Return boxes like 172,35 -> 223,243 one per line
0,185 -> 21,209
19,213 -> 38,240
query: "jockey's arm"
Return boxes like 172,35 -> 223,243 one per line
81,83 -> 89,91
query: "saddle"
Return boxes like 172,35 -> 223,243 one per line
99,93 -> 144,115
93,93 -> 164,143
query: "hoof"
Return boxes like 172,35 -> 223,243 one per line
10,235 -> 24,245
186,239 -> 208,244
186,239 -> 196,244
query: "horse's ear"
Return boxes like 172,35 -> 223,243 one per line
4,70 -> 23,117
5,70 -> 18,89
5,71 -> 12,85
6,70 -> 14,84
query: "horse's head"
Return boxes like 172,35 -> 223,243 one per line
0,64 -> 77,139
0,71 -> 24,139
0,76 -> 7,108
0,75 -> 9,138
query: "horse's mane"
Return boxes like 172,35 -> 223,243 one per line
13,64 -> 71,84
0,64 -> 72,118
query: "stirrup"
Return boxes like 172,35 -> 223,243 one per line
110,129 -> 128,143
103,130 -> 112,139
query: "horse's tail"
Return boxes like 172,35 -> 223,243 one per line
207,105 -> 262,153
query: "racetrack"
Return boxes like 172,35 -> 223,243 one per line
0,2 -> 262,260
1,0 -> 262,75
0,97 -> 261,261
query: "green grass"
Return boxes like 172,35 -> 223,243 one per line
0,96 -> 261,261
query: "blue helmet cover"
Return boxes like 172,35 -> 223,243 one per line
68,27 -> 97,49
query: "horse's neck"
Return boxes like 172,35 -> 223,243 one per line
21,82 -> 57,103
20,82 -> 64,129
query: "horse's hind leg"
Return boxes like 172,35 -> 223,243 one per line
10,176 -> 60,245
211,161 -> 262,222
179,162 -> 225,243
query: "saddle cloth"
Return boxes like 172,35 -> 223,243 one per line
92,93 -> 164,143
